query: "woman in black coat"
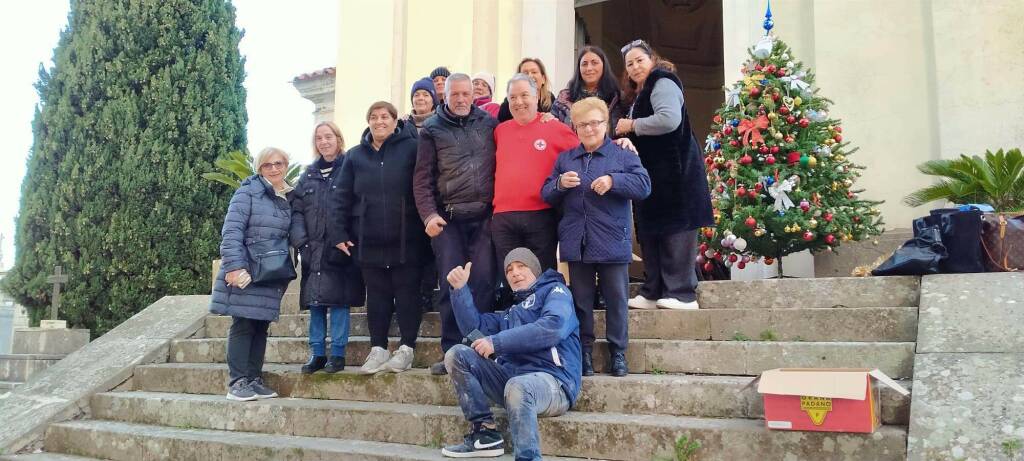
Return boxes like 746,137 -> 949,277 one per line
290,121 -> 365,374
555,45 -> 623,129
615,40 -> 714,311
333,101 -> 429,375
210,147 -> 294,401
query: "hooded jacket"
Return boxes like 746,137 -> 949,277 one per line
332,120 -> 429,267
450,269 -> 583,405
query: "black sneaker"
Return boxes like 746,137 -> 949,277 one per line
322,356 -> 346,373
249,377 -> 278,399
582,350 -> 594,377
301,355 -> 328,374
430,361 -> 448,375
441,426 -> 505,458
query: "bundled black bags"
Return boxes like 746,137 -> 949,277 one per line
872,208 -> 985,276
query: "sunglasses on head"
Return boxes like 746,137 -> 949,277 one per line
620,39 -> 652,56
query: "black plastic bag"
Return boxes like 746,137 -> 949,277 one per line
873,219 -> 948,276
920,208 -> 984,273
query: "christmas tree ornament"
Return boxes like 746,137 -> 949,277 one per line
779,105 -> 790,115
739,115 -> 769,146
703,261 -> 714,272
808,218 -> 818,229
733,237 -> 748,251
740,154 -> 754,165
794,96 -> 803,106
787,151 -> 801,165
824,234 -> 836,244
736,185 -> 747,197
744,216 -> 758,228
703,228 -> 715,239
834,134 -> 843,142
737,261 -> 747,269
799,154 -> 810,167
754,228 -> 766,237
824,212 -> 833,222
802,231 -> 814,241
774,132 -> 784,140
770,146 -> 780,154
713,251 -> 723,261
696,255 -> 706,264
723,125 -> 734,135
749,86 -> 761,98
704,248 -> 715,258
807,156 -> 818,168
798,118 -> 810,128
799,199 -> 810,212
786,115 -> 796,124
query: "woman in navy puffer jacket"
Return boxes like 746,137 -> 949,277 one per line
542,97 -> 650,378
210,147 -> 294,402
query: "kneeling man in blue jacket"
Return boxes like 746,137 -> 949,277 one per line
440,247 -> 582,460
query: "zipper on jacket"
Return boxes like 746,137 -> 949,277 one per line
581,153 -> 592,248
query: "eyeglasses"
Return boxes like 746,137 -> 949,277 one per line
620,39 -> 651,56
260,161 -> 287,172
574,119 -> 607,131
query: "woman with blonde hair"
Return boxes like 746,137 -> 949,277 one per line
290,121 -> 365,374
211,147 -> 295,401
497,57 -> 568,123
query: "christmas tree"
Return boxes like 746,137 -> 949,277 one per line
699,16 -> 883,275
2,0 -> 247,335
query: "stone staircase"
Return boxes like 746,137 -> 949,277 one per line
1,276 -> 920,460
0,329 -> 89,393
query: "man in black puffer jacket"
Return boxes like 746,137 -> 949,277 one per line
413,72 -> 499,375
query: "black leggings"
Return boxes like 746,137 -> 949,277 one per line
361,264 -> 423,349
227,316 -> 270,385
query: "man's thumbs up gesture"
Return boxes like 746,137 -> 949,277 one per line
446,262 -> 473,290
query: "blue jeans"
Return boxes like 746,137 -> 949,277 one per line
308,305 -> 350,357
444,345 -> 570,461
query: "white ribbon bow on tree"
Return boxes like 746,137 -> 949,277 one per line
768,175 -> 800,212
704,134 -> 716,152
725,87 -> 741,108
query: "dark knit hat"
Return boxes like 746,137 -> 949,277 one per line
504,247 -> 542,278
429,66 -> 451,79
411,77 -> 437,105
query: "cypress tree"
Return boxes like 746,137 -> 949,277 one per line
2,0 -> 247,335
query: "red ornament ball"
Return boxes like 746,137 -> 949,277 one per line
713,251 -> 723,261
755,63 -> 764,71
703,228 -> 715,239
726,178 -> 736,186
802,231 -> 815,242
765,64 -> 776,73
770,146 -> 780,154
834,126 -> 843,133
736,186 -> 747,197
787,151 -> 802,165
853,216 -> 861,223
728,254 -> 739,263
834,134 -> 843,142
723,125 -> 733,135
749,189 -> 759,199
737,261 -> 747,269
729,140 -> 739,147
772,93 -> 780,101
824,234 -> 836,244
786,115 -> 796,124
739,154 -> 754,165
765,154 -> 776,165
775,68 -> 786,77
699,243 -> 709,253
824,212 -> 834,222
749,87 -> 761,98
799,118 -> 810,128
754,182 -> 764,191
713,114 -> 723,124
779,106 -> 790,115
745,216 -> 757,228
703,261 -> 714,272
759,145 -> 769,154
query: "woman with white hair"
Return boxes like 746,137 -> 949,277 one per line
210,147 -> 296,401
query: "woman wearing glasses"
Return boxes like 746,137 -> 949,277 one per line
542,97 -> 651,377
211,147 -> 295,401
615,39 -> 713,311
290,122 -> 365,375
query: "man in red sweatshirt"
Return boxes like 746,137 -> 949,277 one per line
492,74 -> 579,271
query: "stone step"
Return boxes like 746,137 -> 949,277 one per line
42,420 -> 583,461
203,306 -> 918,342
697,275 -> 920,308
169,337 -> 916,378
0,454 -> 104,461
132,362 -> 911,425
0,354 -> 63,382
0,380 -> 21,391
88,391 -> 908,460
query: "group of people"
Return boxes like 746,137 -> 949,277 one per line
209,39 -> 713,460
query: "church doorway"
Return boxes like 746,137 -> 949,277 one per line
574,0 -> 724,142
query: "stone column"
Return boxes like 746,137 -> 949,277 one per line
292,70 -> 336,124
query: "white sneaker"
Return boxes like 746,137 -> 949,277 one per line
383,345 -> 415,373
656,298 -> 700,310
628,295 -> 658,310
359,346 -> 390,374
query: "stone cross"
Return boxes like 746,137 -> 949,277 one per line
46,266 -> 69,321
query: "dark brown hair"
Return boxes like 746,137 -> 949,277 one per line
365,101 -> 398,122
620,44 -> 676,105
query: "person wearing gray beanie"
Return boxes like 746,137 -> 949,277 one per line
503,247 -> 542,281
430,66 -> 451,105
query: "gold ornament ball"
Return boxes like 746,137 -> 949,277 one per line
808,218 -> 818,229
754,228 -> 766,237
774,132 -> 784,140
715,156 -> 725,164
794,96 -> 803,106
807,156 -> 818,168
835,154 -> 846,162
768,112 -> 779,120
843,179 -> 853,187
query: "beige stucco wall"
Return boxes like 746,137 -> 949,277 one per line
334,0 -> 574,145
723,0 -> 1024,229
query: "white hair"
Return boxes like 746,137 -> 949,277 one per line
506,73 -> 538,96
444,73 -> 472,99
252,147 -> 291,172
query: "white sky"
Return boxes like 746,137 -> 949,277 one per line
0,1 -> 337,271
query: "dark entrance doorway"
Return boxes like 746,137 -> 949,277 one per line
574,0 -> 724,142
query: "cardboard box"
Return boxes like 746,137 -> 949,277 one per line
749,368 -> 910,433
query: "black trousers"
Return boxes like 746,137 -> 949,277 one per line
432,216 -> 497,352
568,262 -> 630,352
227,316 -> 271,385
638,228 -> 699,302
491,210 -> 558,271
362,264 -> 424,349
